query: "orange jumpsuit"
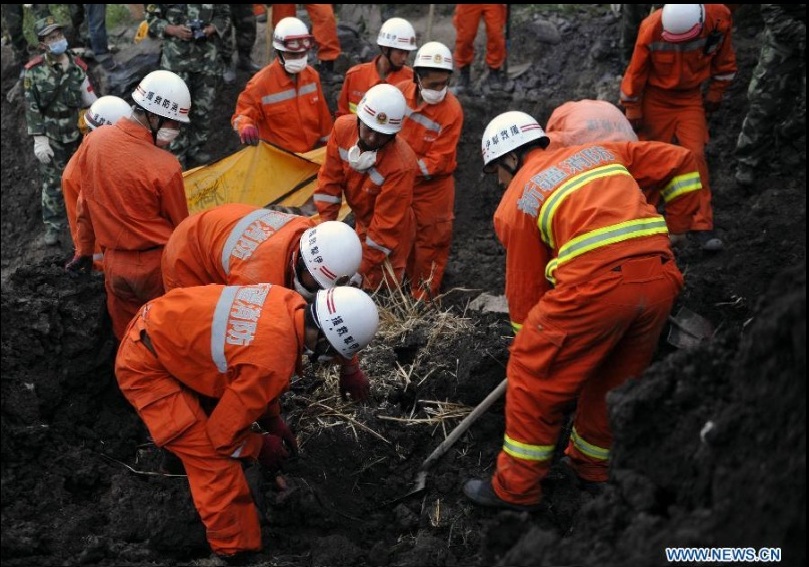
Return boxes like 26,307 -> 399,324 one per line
313,114 -> 417,291
116,283 -> 305,556
490,142 -> 702,507
271,4 -> 341,62
545,99 -> 638,150
73,118 -> 189,340
63,134 -> 103,271
337,56 -> 414,117
232,59 -> 333,153
397,81 -> 464,301
453,4 -> 508,70
620,4 -> 736,232
162,204 -> 315,291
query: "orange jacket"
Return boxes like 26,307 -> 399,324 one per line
231,59 -> 333,153
337,57 -> 414,117
494,141 -> 702,330
313,114 -> 417,277
162,203 -> 315,291
545,99 -> 638,150
132,283 -> 305,461
620,4 -> 737,120
396,81 -> 464,183
74,118 -> 189,255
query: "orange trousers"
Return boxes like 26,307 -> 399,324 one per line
638,87 -> 714,231
271,4 -> 341,62
103,247 -> 165,340
492,255 -> 683,506
406,176 -> 455,301
116,316 -> 262,556
453,4 -> 507,70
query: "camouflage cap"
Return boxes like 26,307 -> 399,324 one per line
34,16 -> 64,39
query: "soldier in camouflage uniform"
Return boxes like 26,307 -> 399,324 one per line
146,4 -> 231,169
24,16 -> 98,246
734,4 -> 807,188
221,4 -> 260,85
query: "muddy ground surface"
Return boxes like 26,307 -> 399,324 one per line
1,5 -> 805,567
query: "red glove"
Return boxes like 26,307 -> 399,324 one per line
257,414 -> 298,454
65,254 -> 93,275
257,434 -> 290,473
339,361 -> 370,402
239,124 -> 259,145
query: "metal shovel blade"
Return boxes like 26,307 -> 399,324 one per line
667,306 -> 714,349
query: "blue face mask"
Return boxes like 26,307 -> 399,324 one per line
49,38 -> 68,55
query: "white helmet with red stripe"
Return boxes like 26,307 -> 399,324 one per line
85,95 -> 131,130
132,70 -> 191,123
313,287 -> 379,359
299,221 -> 362,290
661,4 -> 704,43
377,17 -> 417,51
356,83 -> 407,135
481,111 -> 550,172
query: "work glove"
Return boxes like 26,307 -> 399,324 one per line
257,414 -> 298,455
33,135 -> 54,164
257,433 -> 290,473
239,124 -> 259,146
65,254 -> 93,275
703,99 -> 721,115
339,360 -> 370,402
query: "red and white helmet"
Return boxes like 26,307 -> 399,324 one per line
413,41 -> 453,72
377,17 -> 417,51
313,287 -> 380,359
481,111 -> 549,172
661,4 -> 704,43
273,16 -> 314,53
299,221 -> 363,290
356,84 -> 407,135
85,95 -> 131,130
132,70 -> 191,123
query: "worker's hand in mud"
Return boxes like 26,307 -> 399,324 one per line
65,254 -> 93,276
339,361 -> 370,402
258,415 -> 298,455
258,434 -> 290,473
240,125 -> 259,146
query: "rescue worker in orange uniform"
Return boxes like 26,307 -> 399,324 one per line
115,284 -> 379,562
271,4 -> 342,82
336,17 -> 418,117
397,41 -> 464,301
463,111 -> 702,511
66,70 -> 191,340
313,83 -> 418,292
453,4 -> 508,90
545,99 -> 638,150
63,95 -> 132,271
232,16 -> 333,153
620,4 -> 737,252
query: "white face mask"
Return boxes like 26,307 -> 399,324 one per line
283,56 -> 308,74
347,144 -> 377,172
156,127 -> 179,145
421,86 -> 448,105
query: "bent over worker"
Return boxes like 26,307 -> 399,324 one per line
115,284 -> 379,562
620,4 -> 737,252
67,70 -> 191,340
313,83 -> 418,292
463,111 -> 700,511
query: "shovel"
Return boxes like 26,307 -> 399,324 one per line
384,379 -> 508,506
667,306 -> 714,349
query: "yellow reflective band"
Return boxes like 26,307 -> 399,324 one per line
511,320 -> 522,334
570,426 -> 609,461
502,433 -> 555,462
539,164 -> 633,248
544,216 -> 669,284
348,101 -> 358,114
661,171 -> 702,203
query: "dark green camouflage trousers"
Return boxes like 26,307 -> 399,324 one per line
167,70 -> 221,164
735,29 -> 807,168
221,4 -> 257,63
38,138 -> 79,230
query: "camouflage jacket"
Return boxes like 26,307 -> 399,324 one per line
23,52 -> 95,143
146,4 -> 231,74
760,4 -> 806,46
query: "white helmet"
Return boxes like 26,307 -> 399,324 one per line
273,16 -> 314,53
377,17 -> 417,51
132,70 -> 191,123
357,84 -> 407,135
300,221 -> 363,289
481,111 -> 550,172
85,95 -> 131,131
313,287 -> 380,359
661,4 -> 704,43
413,41 -> 453,72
